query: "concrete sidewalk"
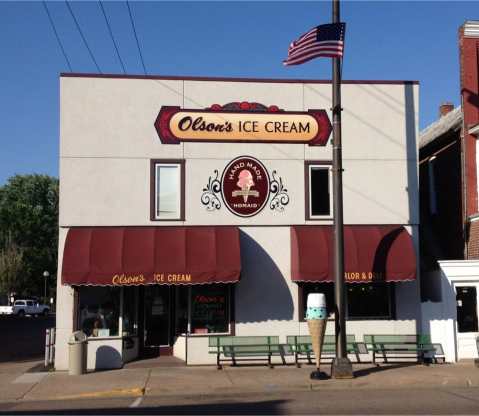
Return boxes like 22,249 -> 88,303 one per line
1,360 -> 479,403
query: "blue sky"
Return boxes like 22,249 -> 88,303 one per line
0,1 -> 477,184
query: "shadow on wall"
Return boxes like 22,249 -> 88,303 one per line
235,230 -> 294,323
404,83 -> 421,334
421,270 -> 458,362
95,345 -> 123,370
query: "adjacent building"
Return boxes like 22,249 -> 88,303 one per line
419,21 -> 479,362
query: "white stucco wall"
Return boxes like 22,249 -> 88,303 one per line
421,260 -> 479,362
57,75 -> 420,368
59,76 -> 418,227
55,227 -> 75,371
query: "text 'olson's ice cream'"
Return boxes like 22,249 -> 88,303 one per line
306,293 -> 327,373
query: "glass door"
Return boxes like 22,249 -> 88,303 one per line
456,286 -> 478,333
455,285 -> 479,359
144,286 -> 171,347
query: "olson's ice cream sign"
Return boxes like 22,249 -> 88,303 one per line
201,156 -> 290,217
155,102 -> 332,146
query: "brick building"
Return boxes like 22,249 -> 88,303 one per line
420,21 -> 479,262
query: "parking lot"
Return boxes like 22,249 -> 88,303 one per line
0,315 -> 55,362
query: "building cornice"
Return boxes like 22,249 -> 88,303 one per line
59,72 -> 419,85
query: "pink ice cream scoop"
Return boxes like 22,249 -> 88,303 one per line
237,170 -> 254,202
237,170 -> 254,189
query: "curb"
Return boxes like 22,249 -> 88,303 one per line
55,387 -> 145,400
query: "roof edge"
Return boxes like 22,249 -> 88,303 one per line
59,72 -> 419,85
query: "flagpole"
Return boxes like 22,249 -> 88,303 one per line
331,0 -> 353,379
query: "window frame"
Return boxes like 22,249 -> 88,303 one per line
305,161 -> 333,220
150,159 -> 185,221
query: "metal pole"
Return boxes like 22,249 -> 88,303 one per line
45,329 -> 50,367
331,0 -> 353,379
49,328 -> 55,365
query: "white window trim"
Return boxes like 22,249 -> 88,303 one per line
308,164 -> 333,220
154,163 -> 182,220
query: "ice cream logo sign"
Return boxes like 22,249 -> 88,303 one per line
154,102 -> 332,146
201,156 -> 289,217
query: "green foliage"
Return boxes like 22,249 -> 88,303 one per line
0,233 -> 24,295
0,174 -> 59,296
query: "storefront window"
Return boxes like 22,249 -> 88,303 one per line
300,283 -> 394,320
122,287 -> 138,336
78,287 -> 120,337
347,284 -> 393,319
191,285 -> 230,334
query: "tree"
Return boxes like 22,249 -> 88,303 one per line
0,175 -> 59,296
0,234 -> 24,297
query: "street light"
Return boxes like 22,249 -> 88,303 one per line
43,271 -> 50,302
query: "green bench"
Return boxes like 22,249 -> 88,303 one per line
209,336 -> 285,369
364,335 -> 445,364
286,335 -> 368,367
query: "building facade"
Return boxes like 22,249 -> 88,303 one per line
55,74 -> 420,370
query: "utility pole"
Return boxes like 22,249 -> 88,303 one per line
331,0 -> 353,379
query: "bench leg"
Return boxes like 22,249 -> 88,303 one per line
295,352 -> 301,368
420,352 -> 428,366
216,352 -> 222,370
268,353 -> 273,369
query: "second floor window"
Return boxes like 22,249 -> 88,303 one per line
151,160 -> 184,221
306,163 -> 332,219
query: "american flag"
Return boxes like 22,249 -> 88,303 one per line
283,23 -> 346,66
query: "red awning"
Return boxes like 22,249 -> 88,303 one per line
291,225 -> 416,283
62,227 -> 241,286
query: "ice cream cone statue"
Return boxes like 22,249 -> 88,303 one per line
306,293 -> 329,379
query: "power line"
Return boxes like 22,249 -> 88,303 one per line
126,1 -> 147,75
65,1 -> 102,73
98,1 -> 126,74
42,1 -> 73,72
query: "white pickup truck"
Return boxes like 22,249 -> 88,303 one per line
0,300 -> 50,317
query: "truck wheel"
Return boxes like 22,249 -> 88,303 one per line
17,310 -> 25,318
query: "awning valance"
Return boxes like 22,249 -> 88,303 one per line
291,225 -> 416,283
62,226 -> 241,286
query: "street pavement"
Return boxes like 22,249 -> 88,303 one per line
1,359 -> 479,414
